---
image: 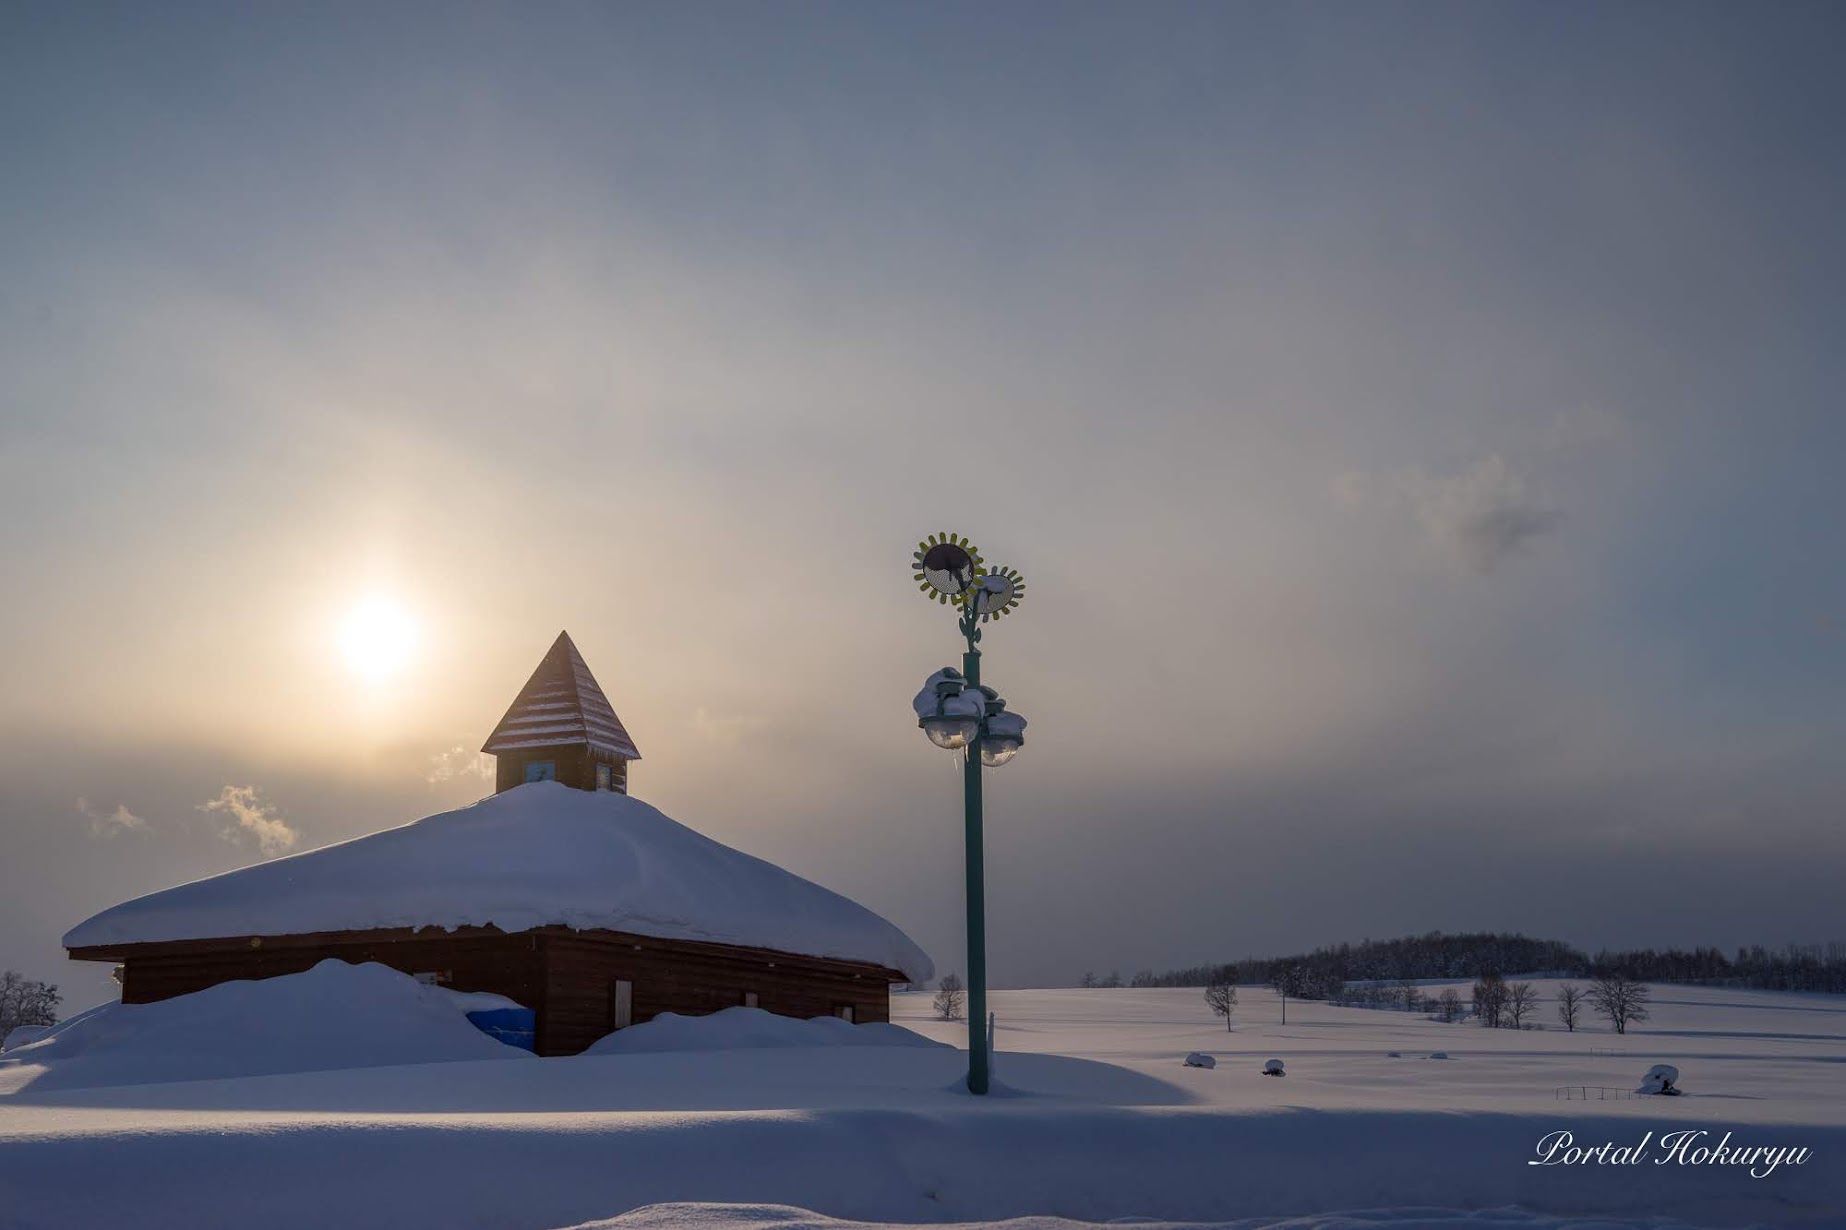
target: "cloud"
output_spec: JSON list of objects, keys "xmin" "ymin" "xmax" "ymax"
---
[
  {"xmin": 1329, "ymin": 470, "xmax": 1372, "ymax": 509},
  {"xmin": 75, "ymin": 797, "xmax": 146, "ymax": 836},
  {"xmin": 425, "ymin": 744, "xmax": 494, "ymax": 786},
  {"xmin": 1403, "ymin": 456, "xmax": 1560, "ymax": 572},
  {"xmin": 1542, "ymin": 405, "xmax": 1629, "ymax": 453},
  {"xmin": 199, "ymin": 784, "xmax": 298, "ymax": 856},
  {"xmin": 690, "ymin": 706, "xmax": 771, "ymax": 747},
  {"xmin": 1343, "ymin": 455, "xmax": 1560, "ymax": 573}
]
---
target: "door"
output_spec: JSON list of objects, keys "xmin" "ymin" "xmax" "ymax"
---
[{"xmin": 611, "ymin": 979, "xmax": 634, "ymax": 1030}]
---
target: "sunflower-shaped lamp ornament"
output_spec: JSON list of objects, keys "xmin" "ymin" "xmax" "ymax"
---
[
  {"xmin": 912, "ymin": 533, "xmax": 984, "ymax": 605},
  {"xmin": 972, "ymin": 566, "xmax": 1025, "ymax": 621}
]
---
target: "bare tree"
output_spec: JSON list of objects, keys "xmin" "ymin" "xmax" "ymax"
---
[
  {"xmin": 1435, "ymin": 987, "xmax": 1465, "ymax": 1023},
  {"xmin": 1506, "ymin": 982, "xmax": 1539, "ymax": 1029},
  {"xmin": 1587, "ymin": 974, "xmax": 1651, "ymax": 1035},
  {"xmin": 1203, "ymin": 982, "xmax": 1238, "ymax": 1031},
  {"xmin": 1271, "ymin": 963, "xmax": 1306, "ymax": 1025},
  {"xmin": 933, "ymin": 973, "xmax": 965, "ymax": 1021},
  {"xmin": 0, "ymin": 971, "xmax": 61, "ymax": 1038},
  {"xmin": 1079, "ymin": 971, "xmax": 1097, "ymax": 989},
  {"xmin": 1472, "ymin": 972, "xmax": 1508, "ymax": 1027},
  {"xmin": 1555, "ymin": 983, "xmax": 1584, "ymax": 1032},
  {"xmin": 1099, "ymin": 970, "xmax": 1123, "ymax": 989}
]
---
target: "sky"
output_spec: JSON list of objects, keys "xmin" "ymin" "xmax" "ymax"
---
[{"xmin": 3, "ymin": 2, "xmax": 1843, "ymax": 1007}]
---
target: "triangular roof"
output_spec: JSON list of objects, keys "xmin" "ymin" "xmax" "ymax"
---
[
  {"xmin": 64, "ymin": 784, "xmax": 933, "ymax": 982},
  {"xmin": 481, "ymin": 631, "xmax": 640, "ymax": 760}
]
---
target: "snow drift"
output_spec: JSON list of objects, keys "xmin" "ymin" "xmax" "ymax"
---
[
  {"xmin": 564, "ymin": 1201, "xmax": 1733, "ymax": 1230},
  {"xmin": 0, "ymin": 960, "xmax": 531, "ymax": 1093},
  {"xmin": 584, "ymin": 1006, "xmax": 948, "ymax": 1055},
  {"xmin": 2, "ymin": 1024, "xmax": 52, "ymax": 1052},
  {"xmin": 63, "ymin": 781, "xmax": 932, "ymax": 982}
]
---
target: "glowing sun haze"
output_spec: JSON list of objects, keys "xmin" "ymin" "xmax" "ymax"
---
[
  {"xmin": 337, "ymin": 597, "xmax": 420, "ymax": 684},
  {"xmin": 2, "ymin": 4, "xmax": 1844, "ymax": 1008}
]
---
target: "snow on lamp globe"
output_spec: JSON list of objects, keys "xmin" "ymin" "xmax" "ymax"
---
[
  {"xmin": 915, "ymin": 667, "xmax": 983, "ymax": 750},
  {"xmin": 978, "ymin": 709, "xmax": 1027, "ymax": 767}
]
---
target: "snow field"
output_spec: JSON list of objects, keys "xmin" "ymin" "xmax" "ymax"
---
[{"xmin": 0, "ymin": 981, "xmax": 1839, "ymax": 1229}]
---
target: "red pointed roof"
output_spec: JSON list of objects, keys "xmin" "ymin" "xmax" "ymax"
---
[{"xmin": 481, "ymin": 631, "xmax": 641, "ymax": 760}]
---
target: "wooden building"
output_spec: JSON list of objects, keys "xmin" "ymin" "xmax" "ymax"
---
[{"xmin": 65, "ymin": 633, "xmax": 931, "ymax": 1056}]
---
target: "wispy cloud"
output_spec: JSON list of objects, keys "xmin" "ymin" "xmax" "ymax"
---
[
  {"xmin": 1339, "ymin": 455, "xmax": 1561, "ymax": 574},
  {"xmin": 1542, "ymin": 405, "xmax": 1629, "ymax": 453},
  {"xmin": 425, "ymin": 744, "xmax": 494, "ymax": 786},
  {"xmin": 75, "ymin": 797, "xmax": 146, "ymax": 836},
  {"xmin": 199, "ymin": 784, "xmax": 298, "ymax": 856},
  {"xmin": 1404, "ymin": 456, "xmax": 1560, "ymax": 572},
  {"xmin": 690, "ymin": 706, "xmax": 770, "ymax": 747}
]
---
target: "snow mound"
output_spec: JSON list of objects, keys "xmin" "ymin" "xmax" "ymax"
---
[
  {"xmin": 64, "ymin": 782, "xmax": 932, "ymax": 982},
  {"xmin": 584, "ymin": 1006, "xmax": 949, "ymax": 1055},
  {"xmin": 0, "ymin": 960, "xmax": 531, "ymax": 1094},
  {"xmin": 1, "ymin": 1025, "xmax": 52, "ymax": 1052},
  {"xmin": 1183, "ymin": 1052, "xmax": 1216, "ymax": 1069}
]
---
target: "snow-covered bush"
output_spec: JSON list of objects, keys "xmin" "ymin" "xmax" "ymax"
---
[{"xmin": 1638, "ymin": 1063, "xmax": 1681, "ymax": 1095}]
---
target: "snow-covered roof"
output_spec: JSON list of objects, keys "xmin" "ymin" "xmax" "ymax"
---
[
  {"xmin": 63, "ymin": 783, "xmax": 933, "ymax": 982},
  {"xmin": 482, "ymin": 631, "xmax": 640, "ymax": 759}
]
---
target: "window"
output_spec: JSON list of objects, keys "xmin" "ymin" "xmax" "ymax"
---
[
  {"xmin": 834, "ymin": 1004, "xmax": 855, "ymax": 1023},
  {"xmin": 524, "ymin": 761, "xmax": 556, "ymax": 783},
  {"xmin": 741, "ymin": 991, "xmax": 759, "ymax": 1009},
  {"xmin": 595, "ymin": 764, "xmax": 611, "ymax": 791}
]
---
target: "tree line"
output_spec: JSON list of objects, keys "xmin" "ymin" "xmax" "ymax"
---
[
  {"xmin": 1194, "ymin": 966, "xmax": 1651, "ymax": 1034},
  {"xmin": 1114, "ymin": 933, "xmax": 1846, "ymax": 996}
]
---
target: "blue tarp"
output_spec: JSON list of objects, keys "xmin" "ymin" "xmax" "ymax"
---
[{"xmin": 465, "ymin": 1007, "xmax": 537, "ymax": 1052}]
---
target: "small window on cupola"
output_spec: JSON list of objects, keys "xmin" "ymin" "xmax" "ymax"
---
[
  {"xmin": 524, "ymin": 761, "xmax": 556, "ymax": 783},
  {"xmin": 595, "ymin": 764, "xmax": 611, "ymax": 791}
]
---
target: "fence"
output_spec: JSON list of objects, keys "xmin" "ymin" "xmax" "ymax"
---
[{"xmin": 1555, "ymin": 1085, "xmax": 1637, "ymax": 1100}]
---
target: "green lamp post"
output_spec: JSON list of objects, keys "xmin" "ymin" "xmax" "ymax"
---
[{"xmin": 910, "ymin": 533, "xmax": 1028, "ymax": 1095}]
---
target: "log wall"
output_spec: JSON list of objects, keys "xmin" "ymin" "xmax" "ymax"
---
[
  {"xmin": 537, "ymin": 930, "xmax": 892, "ymax": 1055},
  {"xmin": 81, "ymin": 925, "xmax": 895, "ymax": 1057}
]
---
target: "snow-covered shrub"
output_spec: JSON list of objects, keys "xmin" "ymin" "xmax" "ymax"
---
[{"xmin": 1638, "ymin": 1063, "xmax": 1681, "ymax": 1095}]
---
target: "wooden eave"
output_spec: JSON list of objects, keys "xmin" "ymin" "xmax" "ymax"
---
[{"xmin": 67, "ymin": 923, "xmax": 907, "ymax": 983}]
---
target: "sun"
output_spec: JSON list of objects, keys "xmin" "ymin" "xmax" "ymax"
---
[{"xmin": 337, "ymin": 596, "xmax": 419, "ymax": 682}]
